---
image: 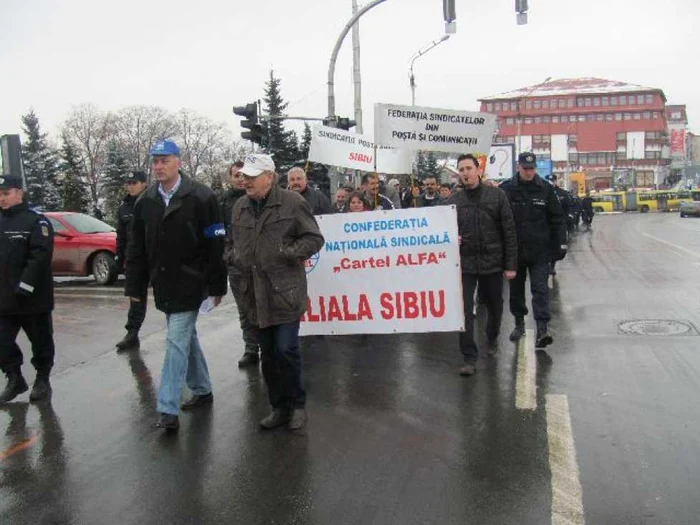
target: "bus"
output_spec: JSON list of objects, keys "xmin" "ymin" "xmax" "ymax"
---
[
  {"xmin": 633, "ymin": 190, "xmax": 693, "ymax": 212},
  {"xmin": 589, "ymin": 191, "xmax": 627, "ymax": 213}
]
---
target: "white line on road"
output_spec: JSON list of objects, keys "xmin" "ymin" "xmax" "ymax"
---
[
  {"xmin": 55, "ymin": 293, "xmax": 136, "ymax": 300},
  {"xmin": 642, "ymin": 232, "xmax": 700, "ymax": 260},
  {"xmin": 515, "ymin": 329, "xmax": 536, "ymax": 410},
  {"xmin": 546, "ymin": 394, "xmax": 585, "ymax": 525}
]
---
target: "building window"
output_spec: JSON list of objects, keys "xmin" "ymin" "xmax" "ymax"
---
[
  {"xmin": 495, "ymin": 102, "xmax": 501, "ymax": 111},
  {"xmin": 486, "ymin": 103, "xmax": 493, "ymax": 112},
  {"xmin": 525, "ymin": 100, "xmax": 532, "ymax": 110},
  {"xmin": 602, "ymin": 96, "xmax": 609, "ymax": 106},
  {"xmin": 577, "ymin": 98, "xmax": 584, "ymax": 107},
  {"xmin": 616, "ymin": 132, "xmax": 626, "ymax": 140},
  {"xmin": 605, "ymin": 113, "xmax": 613, "ymax": 121},
  {"xmin": 633, "ymin": 113, "xmax": 641, "ymax": 120},
  {"xmin": 619, "ymin": 95, "xmax": 627, "ymax": 105},
  {"xmin": 524, "ymin": 117, "xmax": 533, "ymax": 124},
  {"xmin": 615, "ymin": 113, "xmax": 622, "ymax": 121},
  {"xmin": 593, "ymin": 97, "xmax": 601, "ymax": 107},
  {"xmin": 511, "ymin": 102, "xmax": 518, "ymax": 111},
  {"xmin": 568, "ymin": 134, "xmax": 578, "ymax": 145},
  {"xmin": 642, "ymin": 111, "xmax": 651, "ymax": 120},
  {"xmin": 616, "ymin": 151, "xmax": 626, "ymax": 160},
  {"xmin": 652, "ymin": 111, "xmax": 659, "ymax": 119},
  {"xmin": 578, "ymin": 115, "xmax": 586, "ymax": 122},
  {"xmin": 506, "ymin": 117, "xmax": 514, "ymax": 125},
  {"xmin": 542, "ymin": 100, "xmax": 549, "ymax": 109},
  {"xmin": 557, "ymin": 99, "xmax": 565, "ymax": 109},
  {"xmin": 533, "ymin": 100, "xmax": 541, "ymax": 109},
  {"xmin": 645, "ymin": 151, "xmax": 662, "ymax": 159},
  {"xmin": 584, "ymin": 98, "xmax": 592, "ymax": 107},
  {"xmin": 552, "ymin": 115, "xmax": 560, "ymax": 123},
  {"xmin": 611, "ymin": 96, "xmax": 618, "ymax": 106},
  {"xmin": 567, "ymin": 99, "xmax": 574, "ymax": 108},
  {"xmin": 646, "ymin": 131, "xmax": 662, "ymax": 140},
  {"xmin": 637, "ymin": 95, "xmax": 645, "ymax": 105},
  {"xmin": 596, "ymin": 114, "xmax": 604, "ymax": 121},
  {"xmin": 623, "ymin": 113, "xmax": 632, "ymax": 120},
  {"xmin": 543, "ymin": 116, "xmax": 551, "ymax": 123},
  {"xmin": 645, "ymin": 94, "xmax": 654, "ymax": 104},
  {"xmin": 569, "ymin": 153, "xmax": 578, "ymax": 163},
  {"xmin": 534, "ymin": 117, "xmax": 542, "ymax": 124},
  {"xmin": 628, "ymin": 96, "xmax": 636, "ymax": 105},
  {"xmin": 569, "ymin": 115, "xmax": 577, "ymax": 122}
]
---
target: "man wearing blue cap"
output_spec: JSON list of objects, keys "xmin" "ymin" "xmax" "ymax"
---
[
  {"xmin": 125, "ymin": 140, "xmax": 227, "ymax": 431},
  {"xmin": 0, "ymin": 175, "xmax": 56, "ymax": 403}
]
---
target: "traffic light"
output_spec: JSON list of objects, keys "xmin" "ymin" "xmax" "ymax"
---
[{"xmin": 233, "ymin": 102, "xmax": 266, "ymax": 146}]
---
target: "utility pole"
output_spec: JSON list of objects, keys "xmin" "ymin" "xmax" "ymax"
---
[
  {"xmin": 409, "ymin": 35, "xmax": 450, "ymax": 106},
  {"xmin": 351, "ymin": 0, "xmax": 363, "ymax": 134}
]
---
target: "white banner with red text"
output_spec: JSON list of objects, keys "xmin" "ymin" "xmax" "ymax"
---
[
  {"xmin": 307, "ymin": 125, "xmax": 413, "ymax": 174},
  {"xmin": 299, "ymin": 206, "xmax": 464, "ymax": 336}
]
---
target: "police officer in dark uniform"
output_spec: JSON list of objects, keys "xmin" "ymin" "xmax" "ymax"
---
[
  {"xmin": 501, "ymin": 153, "xmax": 567, "ymax": 349},
  {"xmin": 0, "ymin": 175, "xmax": 55, "ymax": 403},
  {"xmin": 546, "ymin": 174, "xmax": 572, "ymax": 276},
  {"xmin": 115, "ymin": 171, "xmax": 149, "ymax": 351}
]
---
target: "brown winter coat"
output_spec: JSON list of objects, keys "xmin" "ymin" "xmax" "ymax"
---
[{"xmin": 228, "ymin": 185, "xmax": 324, "ymax": 329}]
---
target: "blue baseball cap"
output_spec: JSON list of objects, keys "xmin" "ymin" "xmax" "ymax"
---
[{"xmin": 149, "ymin": 140, "xmax": 181, "ymax": 157}]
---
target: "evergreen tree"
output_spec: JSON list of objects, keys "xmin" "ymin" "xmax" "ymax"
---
[
  {"xmin": 425, "ymin": 151, "xmax": 440, "ymax": 179},
  {"xmin": 263, "ymin": 70, "xmax": 301, "ymax": 173},
  {"xmin": 415, "ymin": 151, "xmax": 427, "ymax": 179},
  {"xmin": 21, "ymin": 109, "xmax": 62, "ymax": 210},
  {"xmin": 300, "ymin": 122, "xmax": 312, "ymax": 160},
  {"xmin": 101, "ymin": 141, "xmax": 130, "ymax": 224},
  {"xmin": 59, "ymin": 133, "xmax": 90, "ymax": 213}
]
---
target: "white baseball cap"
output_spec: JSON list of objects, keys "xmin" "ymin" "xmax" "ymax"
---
[{"xmin": 240, "ymin": 154, "xmax": 276, "ymax": 177}]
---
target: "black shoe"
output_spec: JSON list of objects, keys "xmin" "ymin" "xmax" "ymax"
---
[
  {"xmin": 155, "ymin": 413, "xmax": 179, "ymax": 430},
  {"xmin": 536, "ymin": 322, "xmax": 553, "ymax": 348},
  {"xmin": 486, "ymin": 339, "xmax": 499, "ymax": 356},
  {"xmin": 509, "ymin": 320, "xmax": 525, "ymax": 342},
  {"xmin": 238, "ymin": 352, "xmax": 260, "ymax": 368},
  {"xmin": 288, "ymin": 408, "xmax": 307, "ymax": 430},
  {"xmin": 0, "ymin": 368, "xmax": 29, "ymax": 403},
  {"xmin": 29, "ymin": 373, "xmax": 51, "ymax": 402},
  {"xmin": 116, "ymin": 330, "xmax": 140, "ymax": 351},
  {"xmin": 260, "ymin": 408, "xmax": 290, "ymax": 430},
  {"xmin": 180, "ymin": 392, "xmax": 213, "ymax": 410}
]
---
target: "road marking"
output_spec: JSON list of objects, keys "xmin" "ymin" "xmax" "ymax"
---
[
  {"xmin": 642, "ymin": 232, "xmax": 700, "ymax": 260},
  {"xmin": 55, "ymin": 294, "xmax": 132, "ymax": 300},
  {"xmin": 54, "ymin": 287, "xmax": 123, "ymax": 293},
  {"xmin": 546, "ymin": 394, "xmax": 585, "ymax": 525},
  {"xmin": 0, "ymin": 436, "xmax": 37, "ymax": 461},
  {"xmin": 515, "ymin": 329, "xmax": 536, "ymax": 410}
]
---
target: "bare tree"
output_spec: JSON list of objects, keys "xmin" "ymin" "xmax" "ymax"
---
[
  {"xmin": 114, "ymin": 105, "xmax": 178, "ymax": 172},
  {"xmin": 62, "ymin": 104, "xmax": 115, "ymax": 217},
  {"xmin": 175, "ymin": 109, "xmax": 229, "ymax": 181}
]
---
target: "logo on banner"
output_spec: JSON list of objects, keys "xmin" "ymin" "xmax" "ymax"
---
[{"xmin": 305, "ymin": 253, "xmax": 320, "ymax": 274}]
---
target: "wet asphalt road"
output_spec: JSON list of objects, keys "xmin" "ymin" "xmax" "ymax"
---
[{"xmin": 2, "ymin": 212, "xmax": 700, "ymax": 525}]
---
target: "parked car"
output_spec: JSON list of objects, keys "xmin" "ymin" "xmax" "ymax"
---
[
  {"xmin": 679, "ymin": 201, "xmax": 700, "ymax": 218},
  {"xmin": 45, "ymin": 212, "xmax": 119, "ymax": 285}
]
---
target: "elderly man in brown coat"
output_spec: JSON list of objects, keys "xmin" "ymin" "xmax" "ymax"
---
[{"xmin": 228, "ymin": 154, "xmax": 324, "ymax": 431}]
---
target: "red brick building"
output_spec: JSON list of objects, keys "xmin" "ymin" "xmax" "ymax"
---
[{"xmin": 479, "ymin": 78, "xmax": 671, "ymax": 189}]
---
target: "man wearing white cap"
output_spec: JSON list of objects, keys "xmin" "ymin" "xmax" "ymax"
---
[{"xmin": 228, "ymin": 154, "xmax": 324, "ymax": 431}]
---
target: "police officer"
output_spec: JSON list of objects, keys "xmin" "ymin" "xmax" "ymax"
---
[
  {"xmin": 501, "ymin": 153, "xmax": 567, "ymax": 349},
  {"xmin": 546, "ymin": 174, "xmax": 572, "ymax": 276},
  {"xmin": 0, "ymin": 175, "xmax": 55, "ymax": 403},
  {"xmin": 115, "ymin": 170, "xmax": 148, "ymax": 351}
]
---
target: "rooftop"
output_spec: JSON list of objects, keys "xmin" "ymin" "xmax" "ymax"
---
[{"xmin": 480, "ymin": 77, "xmax": 666, "ymax": 101}]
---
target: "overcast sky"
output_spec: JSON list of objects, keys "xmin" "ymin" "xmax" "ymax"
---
[{"xmin": 1, "ymin": 0, "xmax": 697, "ymax": 144}]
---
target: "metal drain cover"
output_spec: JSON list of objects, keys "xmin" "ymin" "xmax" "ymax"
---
[{"xmin": 617, "ymin": 319, "xmax": 698, "ymax": 336}]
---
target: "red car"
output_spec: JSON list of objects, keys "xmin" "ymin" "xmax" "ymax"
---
[{"xmin": 45, "ymin": 212, "xmax": 119, "ymax": 285}]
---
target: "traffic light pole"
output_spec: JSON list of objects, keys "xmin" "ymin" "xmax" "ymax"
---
[{"xmin": 327, "ymin": 0, "xmax": 388, "ymax": 121}]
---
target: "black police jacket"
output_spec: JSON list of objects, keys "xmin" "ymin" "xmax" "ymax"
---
[
  {"xmin": 0, "ymin": 202, "xmax": 54, "ymax": 314},
  {"xmin": 500, "ymin": 175, "xmax": 567, "ymax": 264},
  {"xmin": 125, "ymin": 174, "xmax": 228, "ymax": 314},
  {"xmin": 300, "ymin": 186, "xmax": 333, "ymax": 216},
  {"xmin": 449, "ymin": 183, "xmax": 518, "ymax": 275},
  {"xmin": 116, "ymin": 193, "xmax": 138, "ymax": 272}
]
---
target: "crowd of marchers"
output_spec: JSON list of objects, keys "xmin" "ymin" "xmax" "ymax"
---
[{"xmin": 0, "ymin": 140, "xmax": 597, "ymax": 434}]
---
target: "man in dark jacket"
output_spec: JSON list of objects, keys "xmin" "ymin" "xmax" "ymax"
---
[
  {"xmin": 230, "ymin": 154, "xmax": 324, "ymax": 431},
  {"xmin": 0, "ymin": 175, "xmax": 55, "ymax": 403},
  {"xmin": 115, "ymin": 170, "xmax": 148, "ymax": 351},
  {"xmin": 449, "ymin": 155, "xmax": 517, "ymax": 376},
  {"xmin": 547, "ymin": 174, "xmax": 572, "ymax": 276},
  {"xmin": 222, "ymin": 161, "xmax": 260, "ymax": 367},
  {"xmin": 500, "ymin": 153, "xmax": 567, "ymax": 349},
  {"xmin": 287, "ymin": 167, "xmax": 333, "ymax": 215},
  {"xmin": 416, "ymin": 176, "xmax": 442, "ymax": 207},
  {"xmin": 126, "ymin": 140, "xmax": 227, "ymax": 431},
  {"xmin": 332, "ymin": 186, "xmax": 350, "ymax": 213},
  {"xmin": 363, "ymin": 172, "xmax": 394, "ymax": 210}
]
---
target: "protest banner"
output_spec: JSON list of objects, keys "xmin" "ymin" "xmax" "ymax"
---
[
  {"xmin": 300, "ymin": 206, "xmax": 464, "ymax": 336},
  {"xmin": 374, "ymin": 103, "xmax": 496, "ymax": 155},
  {"xmin": 307, "ymin": 125, "xmax": 412, "ymax": 174}
]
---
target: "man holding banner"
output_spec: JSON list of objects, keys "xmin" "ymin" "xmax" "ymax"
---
[
  {"xmin": 231, "ymin": 154, "xmax": 324, "ymax": 431},
  {"xmin": 450, "ymin": 154, "xmax": 517, "ymax": 376}
]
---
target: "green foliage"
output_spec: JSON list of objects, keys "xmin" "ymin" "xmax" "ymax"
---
[
  {"xmin": 59, "ymin": 133, "xmax": 90, "ymax": 213},
  {"xmin": 263, "ymin": 70, "xmax": 301, "ymax": 173}
]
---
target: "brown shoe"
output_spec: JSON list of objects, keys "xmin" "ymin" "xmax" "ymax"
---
[{"xmin": 459, "ymin": 364, "xmax": 476, "ymax": 376}]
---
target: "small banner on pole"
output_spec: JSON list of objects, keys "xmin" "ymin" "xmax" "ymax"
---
[
  {"xmin": 300, "ymin": 206, "xmax": 464, "ymax": 336},
  {"xmin": 308, "ymin": 125, "xmax": 412, "ymax": 174},
  {"xmin": 374, "ymin": 103, "xmax": 496, "ymax": 154}
]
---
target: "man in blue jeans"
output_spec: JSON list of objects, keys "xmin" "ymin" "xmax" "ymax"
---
[
  {"xmin": 229, "ymin": 154, "xmax": 324, "ymax": 431},
  {"xmin": 126, "ymin": 140, "xmax": 227, "ymax": 431}
]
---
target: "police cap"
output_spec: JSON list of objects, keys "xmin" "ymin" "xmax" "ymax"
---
[
  {"xmin": 517, "ymin": 152, "xmax": 537, "ymax": 169},
  {"xmin": 0, "ymin": 175, "xmax": 23, "ymax": 189}
]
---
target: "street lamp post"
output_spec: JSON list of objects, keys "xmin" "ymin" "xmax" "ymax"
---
[
  {"xmin": 409, "ymin": 35, "xmax": 450, "ymax": 106},
  {"xmin": 516, "ymin": 76, "xmax": 551, "ymax": 155}
]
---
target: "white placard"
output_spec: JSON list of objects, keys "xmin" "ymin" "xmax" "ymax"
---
[
  {"xmin": 374, "ymin": 103, "xmax": 496, "ymax": 154},
  {"xmin": 486, "ymin": 144, "xmax": 515, "ymax": 179},
  {"xmin": 300, "ymin": 207, "xmax": 464, "ymax": 336},
  {"xmin": 307, "ymin": 125, "xmax": 412, "ymax": 174}
]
